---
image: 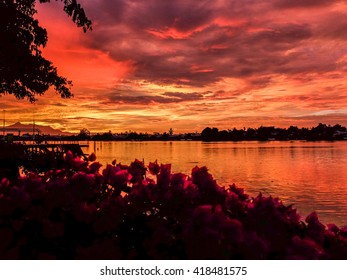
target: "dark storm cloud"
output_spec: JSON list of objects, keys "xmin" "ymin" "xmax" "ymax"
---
[
  {"xmin": 77, "ymin": 0, "xmax": 347, "ymax": 90},
  {"xmin": 163, "ymin": 92, "xmax": 206, "ymax": 101},
  {"xmin": 275, "ymin": 0, "xmax": 336, "ymax": 9},
  {"xmin": 102, "ymin": 89, "xmax": 206, "ymax": 105}
]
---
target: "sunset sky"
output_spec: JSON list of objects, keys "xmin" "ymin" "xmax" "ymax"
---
[{"xmin": 1, "ymin": 0, "xmax": 347, "ymax": 133}]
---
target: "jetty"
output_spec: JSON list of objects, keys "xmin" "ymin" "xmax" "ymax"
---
[
  {"xmin": 23, "ymin": 143, "xmax": 89, "ymax": 160},
  {"xmin": 0, "ymin": 141, "xmax": 89, "ymax": 180}
]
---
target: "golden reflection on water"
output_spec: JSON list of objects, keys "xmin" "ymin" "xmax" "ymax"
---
[{"xmin": 81, "ymin": 141, "xmax": 347, "ymax": 226}]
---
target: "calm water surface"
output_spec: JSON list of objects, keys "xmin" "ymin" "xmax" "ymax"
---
[{"xmin": 80, "ymin": 141, "xmax": 347, "ymax": 226}]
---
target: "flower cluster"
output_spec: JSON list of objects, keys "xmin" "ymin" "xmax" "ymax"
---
[{"xmin": 0, "ymin": 152, "xmax": 346, "ymax": 259}]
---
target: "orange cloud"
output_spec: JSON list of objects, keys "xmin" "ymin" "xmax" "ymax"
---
[{"xmin": 2, "ymin": 0, "xmax": 346, "ymax": 133}]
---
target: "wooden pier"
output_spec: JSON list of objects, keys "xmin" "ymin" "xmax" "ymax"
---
[
  {"xmin": 23, "ymin": 143, "xmax": 89, "ymax": 160},
  {"xmin": 0, "ymin": 142, "xmax": 89, "ymax": 179}
]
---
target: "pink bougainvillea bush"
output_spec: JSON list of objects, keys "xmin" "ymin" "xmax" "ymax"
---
[{"xmin": 0, "ymin": 152, "xmax": 347, "ymax": 260}]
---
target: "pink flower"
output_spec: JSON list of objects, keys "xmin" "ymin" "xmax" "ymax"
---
[
  {"xmin": 148, "ymin": 160, "xmax": 160, "ymax": 175},
  {"xmin": 0, "ymin": 178, "xmax": 10, "ymax": 189},
  {"xmin": 129, "ymin": 159, "xmax": 147, "ymax": 184},
  {"xmin": 103, "ymin": 164, "xmax": 118, "ymax": 181},
  {"xmin": 288, "ymin": 236, "xmax": 324, "ymax": 259},
  {"xmin": 88, "ymin": 153, "xmax": 97, "ymax": 162},
  {"xmin": 157, "ymin": 164, "xmax": 171, "ymax": 188},
  {"xmin": 327, "ymin": 224, "xmax": 340, "ymax": 234},
  {"xmin": 229, "ymin": 184, "xmax": 249, "ymax": 201},
  {"xmin": 191, "ymin": 166, "xmax": 217, "ymax": 191},
  {"xmin": 89, "ymin": 162, "xmax": 102, "ymax": 173},
  {"xmin": 109, "ymin": 170, "xmax": 131, "ymax": 194},
  {"xmin": 71, "ymin": 156, "xmax": 88, "ymax": 170},
  {"xmin": 305, "ymin": 212, "xmax": 325, "ymax": 231},
  {"xmin": 64, "ymin": 150, "xmax": 74, "ymax": 162}
]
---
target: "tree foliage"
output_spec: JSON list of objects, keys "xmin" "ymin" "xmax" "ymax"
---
[{"xmin": 0, "ymin": 0, "xmax": 92, "ymax": 102}]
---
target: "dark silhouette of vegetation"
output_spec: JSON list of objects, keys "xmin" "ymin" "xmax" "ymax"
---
[
  {"xmin": 0, "ymin": 154, "xmax": 347, "ymax": 259},
  {"xmin": 59, "ymin": 130, "xmax": 200, "ymax": 141},
  {"xmin": 0, "ymin": 142, "xmax": 25, "ymax": 181},
  {"xmin": 77, "ymin": 128, "xmax": 91, "ymax": 140},
  {"xmin": 201, "ymin": 123, "xmax": 347, "ymax": 142},
  {"xmin": 0, "ymin": 0, "xmax": 91, "ymax": 102},
  {"xmin": 5, "ymin": 123, "xmax": 347, "ymax": 142},
  {"xmin": 64, "ymin": 123, "xmax": 347, "ymax": 141},
  {"xmin": 92, "ymin": 131, "xmax": 114, "ymax": 141}
]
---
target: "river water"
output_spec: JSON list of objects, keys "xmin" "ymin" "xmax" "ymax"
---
[{"xmin": 79, "ymin": 141, "xmax": 347, "ymax": 226}]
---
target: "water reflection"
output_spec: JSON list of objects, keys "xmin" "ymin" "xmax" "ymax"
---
[{"xmin": 81, "ymin": 141, "xmax": 347, "ymax": 226}]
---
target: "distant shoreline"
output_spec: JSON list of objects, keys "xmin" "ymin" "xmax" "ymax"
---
[
  {"xmin": 14, "ymin": 138, "xmax": 347, "ymax": 144},
  {"xmin": 3, "ymin": 123, "xmax": 347, "ymax": 142}
]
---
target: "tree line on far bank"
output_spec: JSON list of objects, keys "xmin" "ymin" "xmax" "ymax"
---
[
  {"xmin": 200, "ymin": 123, "xmax": 347, "ymax": 142},
  {"xmin": 36, "ymin": 123, "xmax": 346, "ymax": 142}
]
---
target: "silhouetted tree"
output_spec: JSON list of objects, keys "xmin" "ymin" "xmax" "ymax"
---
[
  {"xmin": 257, "ymin": 126, "xmax": 275, "ymax": 141},
  {"xmin": 161, "ymin": 132, "xmax": 169, "ymax": 140},
  {"xmin": 245, "ymin": 128, "xmax": 256, "ymax": 140},
  {"xmin": 333, "ymin": 124, "xmax": 346, "ymax": 131},
  {"xmin": 0, "ymin": 0, "xmax": 92, "ymax": 102},
  {"xmin": 201, "ymin": 127, "xmax": 219, "ymax": 141},
  {"xmin": 219, "ymin": 129, "xmax": 229, "ymax": 141},
  {"xmin": 288, "ymin": 126, "xmax": 299, "ymax": 139},
  {"xmin": 78, "ymin": 127, "xmax": 90, "ymax": 139}
]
